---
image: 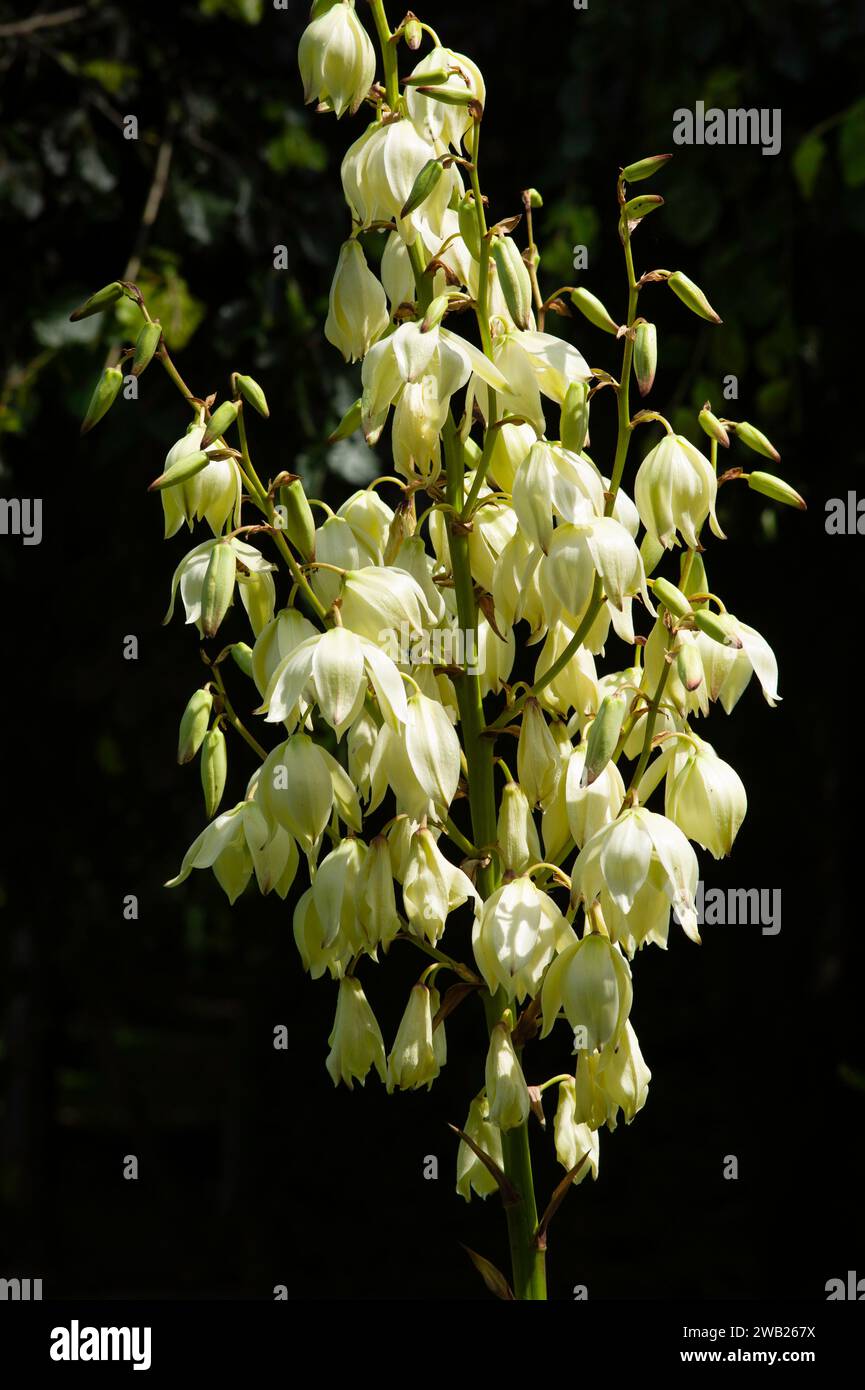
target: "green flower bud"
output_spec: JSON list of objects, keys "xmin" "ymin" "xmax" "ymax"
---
[
  {"xmin": 69, "ymin": 281, "xmax": 124, "ymax": 322},
  {"xmin": 80, "ymin": 366, "xmax": 123, "ymax": 436},
  {"xmin": 200, "ymin": 727, "xmax": 227, "ymax": 819},
  {"xmin": 235, "ymin": 374, "xmax": 270, "ymax": 419},
  {"xmin": 400, "ymin": 156, "xmax": 445, "ymax": 218},
  {"xmin": 458, "ymin": 193, "xmax": 482, "ymax": 262},
  {"xmin": 178, "ymin": 688, "xmax": 213, "ymax": 765},
  {"xmin": 230, "ymin": 642, "xmax": 254, "ymax": 679},
  {"xmin": 676, "ymin": 638, "xmax": 704, "ymax": 693},
  {"xmin": 200, "ymin": 540, "xmax": 237, "ymax": 639},
  {"xmin": 561, "ymin": 381, "xmax": 590, "ymax": 453},
  {"xmin": 131, "ymin": 321, "xmax": 163, "ymax": 377},
  {"xmin": 698, "ymin": 403, "xmax": 730, "ymax": 448},
  {"xmin": 582, "ymin": 691, "xmax": 628, "ymax": 787},
  {"xmin": 491, "ymin": 236, "xmax": 533, "ymax": 331},
  {"xmin": 694, "ymin": 609, "xmax": 743, "ymax": 649},
  {"xmin": 680, "ymin": 550, "xmax": 708, "ymax": 605},
  {"xmin": 524, "ymin": 188, "xmax": 544, "ymax": 208},
  {"xmin": 404, "ymin": 16, "xmax": 423, "ymax": 50},
  {"xmin": 416, "ymin": 84, "xmax": 479, "ymax": 108},
  {"xmin": 278, "ymin": 478, "xmax": 316, "ymax": 560},
  {"xmin": 421, "ymin": 293, "xmax": 451, "ymax": 333},
  {"xmin": 570, "ymin": 287, "xmax": 619, "ymax": 334},
  {"xmin": 651, "ymin": 576, "xmax": 692, "ymax": 620},
  {"xmin": 202, "ymin": 401, "xmax": 239, "ymax": 449},
  {"xmin": 633, "ymin": 321, "xmax": 657, "ymax": 396},
  {"xmin": 733, "ymin": 421, "xmax": 781, "ymax": 463},
  {"xmin": 621, "ymin": 154, "xmax": 672, "ymax": 183},
  {"xmin": 328, "ymin": 396, "xmax": 362, "ymax": 444},
  {"xmin": 667, "ymin": 271, "xmax": 722, "ymax": 324},
  {"xmin": 622, "ymin": 194, "xmax": 664, "ymax": 223},
  {"xmin": 148, "ymin": 449, "xmax": 211, "ymax": 492},
  {"xmin": 747, "ymin": 471, "xmax": 805, "ymax": 509}
]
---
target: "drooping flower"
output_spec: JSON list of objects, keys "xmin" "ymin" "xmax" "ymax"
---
[{"xmin": 298, "ymin": 0, "xmax": 376, "ymax": 119}]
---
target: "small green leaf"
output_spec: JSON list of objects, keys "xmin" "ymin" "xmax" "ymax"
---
[{"xmin": 792, "ymin": 134, "xmax": 825, "ymax": 200}]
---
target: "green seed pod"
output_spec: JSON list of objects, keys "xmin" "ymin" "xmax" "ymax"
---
[
  {"xmin": 652, "ymin": 576, "xmax": 692, "ymax": 621},
  {"xmin": 402, "ymin": 68, "xmax": 450, "ymax": 87},
  {"xmin": 622, "ymin": 194, "xmax": 664, "ymax": 223},
  {"xmin": 582, "ymin": 691, "xmax": 628, "ymax": 786},
  {"xmin": 733, "ymin": 421, "xmax": 781, "ymax": 463},
  {"xmin": 747, "ymin": 471, "xmax": 805, "ymax": 509},
  {"xmin": 69, "ymin": 281, "xmax": 124, "ymax": 322},
  {"xmin": 200, "ymin": 727, "xmax": 227, "ymax": 820},
  {"xmin": 422, "ymin": 293, "xmax": 451, "ymax": 333},
  {"xmin": 404, "ymin": 16, "xmax": 423, "ymax": 49},
  {"xmin": 667, "ymin": 271, "xmax": 722, "ymax": 324},
  {"xmin": 80, "ymin": 366, "xmax": 123, "ymax": 436},
  {"xmin": 178, "ymin": 688, "xmax": 214, "ymax": 765},
  {"xmin": 328, "ymin": 397, "xmax": 362, "ymax": 444},
  {"xmin": 491, "ymin": 236, "xmax": 533, "ymax": 330},
  {"xmin": 401, "ymin": 157, "xmax": 444, "ymax": 218},
  {"xmin": 561, "ymin": 380, "xmax": 590, "ymax": 454},
  {"xmin": 131, "ymin": 321, "xmax": 163, "ymax": 377},
  {"xmin": 676, "ymin": 639, "xmax": 704, "ymax": 692},
  {"xmin": 698, "ymin": 403, "xmax": 730, "ymax": 448},
  {"xmin": 621, "ymin": 154, "xmax": 672, "ymax": 184},
  {"xmin": 694, "ymin": 609, "xmax": 742, "ymax": 649},
  {"xmin": 633, "ymin": 322, "xmax": 657, "ymax": 396},
  {"xmin": 458, "ymin": 193, "xmax": 482, "ymax": 262},
  {"xmin": 235, "ymin": 374, "xmax": 269, "ymax": 418},
  {"xmin": 570, "ymin": 287, "xmax": 619, "ymax": 334},
  {"xmin": 278, "ymin": 478, "xmax": 316, "ymax": 560},
  {"xmin": 202, "ymin": 401, "xmax": 239, "ymax": 449},
  {"xmin": 230, "ymin": 642, "xmax": 254, "ymax": 679},
  {"xmin": 148, "ymin": 450, "xmax": 211, "ymax": 492},
  {"xmin": 201, "ymin": 541, "xmax": 237, "ymax": 639}
]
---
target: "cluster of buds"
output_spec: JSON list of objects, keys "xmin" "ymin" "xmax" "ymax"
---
[{"xmin": 74, "ymin": 0, "xmax": 801, "ymax": 1300}]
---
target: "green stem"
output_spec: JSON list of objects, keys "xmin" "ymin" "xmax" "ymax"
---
[{"xmin": 368, "ymin": 0, "xmax": 399, "ymax": 110}]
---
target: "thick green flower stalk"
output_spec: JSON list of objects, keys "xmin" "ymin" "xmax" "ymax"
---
[{"xmin": 73, "ymin": 0, "xmax": 803, "ymax": 1302}]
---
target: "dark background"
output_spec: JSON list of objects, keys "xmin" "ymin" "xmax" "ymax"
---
[{"xmin": 1, "ymin": 0, "xmax": 863, "ymax": 1301}]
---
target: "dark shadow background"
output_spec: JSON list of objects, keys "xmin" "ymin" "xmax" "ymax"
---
[{"xmin": 1, "ymin": 0, "xmax": 863, "ymax": 1300}]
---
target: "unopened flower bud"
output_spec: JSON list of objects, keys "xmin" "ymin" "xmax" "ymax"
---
[
  {"xmin": 328, "ymin": 396, "xmax": 362, "ymax": 444},
  {"xmin": 694, "ymin": 608, "xmax": 742, "ymax": 648},
  {"xmin": 621, "ymin": 153, "xmax": 672, "ymax": 183},
  {"xmin": 570, "ymin": 287, "xmax": 619, "ymax": 334},
  {"xmin": 400, "ymin": 156, "xmax": 445, "ymax": 217},
  {"xmin": 633, "ymin": 321, "xmax": 657, "ymax": 396},
  {"xmin": 458, "ymin": 192, "xmax": 483, "ymax": 261},
  {"xmin": 561, "ymin": 380, "xmax": 590, "ymax": 454},
  {"xmin": 497, "ymin": 782, "xmax": 542, "ymax": 875},
  {"xmin": 622, "ymin": 193, "xmax": 664, "ymax": 224},
  {"xmin": 404, "ymin": 16, "xmax": 423, "ymax": 49},
  {"xmin": 80, "ymin": 366, "xmax": 123, "ymax": 435},
  {"xmin": 651, "ymin": 576, "xmax": 692, "ymax": 620},
  {"xmin": 581, "ymin": 691, "xmax": 628, "ymax": 786},
  {"xmin": 200, "ymin": 539, "xmax": 237, "ymax": 638},
  {"xmin": 177, "ymin": 687, "xmax": 213, "ymax": 764},
  {"xmin": 524, "ymin": 187, "xmax": 544, "ymax": 208},
  {"xmin": 202, "ymin": 400, "xmax": 239, "ymax": 449},
  {"xmin": 517, "ymin": 698, "xmax": 561, "ymax": 808},
  {"xmin": 676, "ymin": 637, "xmax": 704, "ymax": 692},
  {"xmin": 747, "ymin": 471, "xmax": 805, "ymax": 510},
  {"xmin": 278, "ymin": 478, "xmax": 316, "ymax": 560},
  {"xmin": 69, "ymin": 280, "xmax": 124, "ymax": 321},
  {"xmin": 231, "ymin": 642, "xmax": 254, "ymax": 679},
  {"xmin": 485, "ymin": 1021, "xmax": 530, "ymax": 1131},
  {"xmin": 131, "ymin": 321, "xmax": 163, "ymax": 377},
  {"xmin": 733, "ymin": 421, "xmax": 781, "ymax": 463},
  {"xmin": 491, "ymin": 236, "xmax": 533, "ymax": 331},
  {"xmin": 698, "ymin": 403, "xmax": 730, "ymax": 448},
  {"xmin": 235, "ymin": 373, "xmax": 269, "ymax": 418},
  {"xmin": 667, "ymin": 270, "xmax": 722, "ymax": 324},
  {"xmin": 200, "ymin": 726, "xmax": 227, "ymax": 818}
]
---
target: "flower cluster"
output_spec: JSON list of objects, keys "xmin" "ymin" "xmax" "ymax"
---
[{"xmin": 74, "ymin": 0, "xmax": 802, "ymax": 1300}]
